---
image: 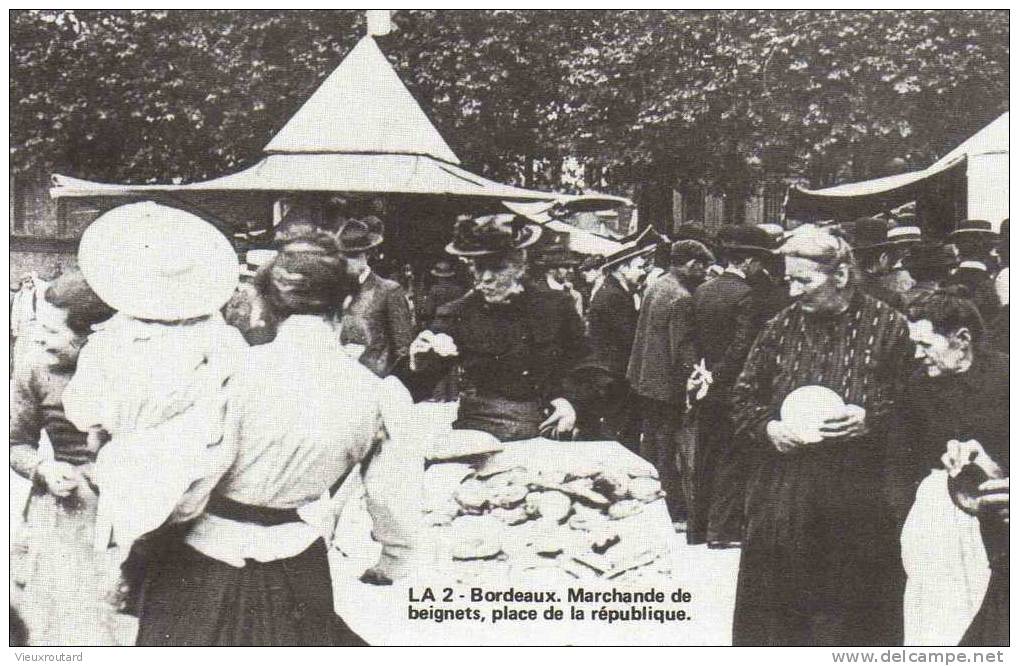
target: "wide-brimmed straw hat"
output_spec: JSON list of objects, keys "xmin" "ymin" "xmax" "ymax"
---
[
  {"xmin": 445, "ymin": 214, "xmax": 542, "ymax": 257},
  {"xmin": 78, "ymin": 201, "xmax": 239, "ymax": 321}
]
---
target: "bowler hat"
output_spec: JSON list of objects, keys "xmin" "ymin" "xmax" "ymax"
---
[
  {"xmin": 846, "ymin": 217, "xmax": 893, "ymax": 251},
  {"xmin": 336, "ymin": 216, "xmax": 385, "ymax": 254},
  {"xmin": 903, "ymin": 242, "xmax": 958, "ymax": 273},
  {"xmin": 717, "ymin": 225, "xmax": 777, "ymax": 255},
  {"xmin": 446, "ymin": 214, "xmax": 542, "ymax": 257},
  {"xmin": 670, "ymin": 239, "xmax": 715, "ymax": 266}
]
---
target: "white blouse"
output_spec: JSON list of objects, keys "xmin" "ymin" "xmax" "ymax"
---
[{"xmin": 184, "ymin": 315, "xmax": 424, "ymax": 576}]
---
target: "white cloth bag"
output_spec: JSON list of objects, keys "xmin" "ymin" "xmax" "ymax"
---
[{"xmin": 901, "ymin": 469, "xmax": 990, "ymax": 646}]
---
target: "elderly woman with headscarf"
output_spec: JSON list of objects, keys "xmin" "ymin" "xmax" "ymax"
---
[
  {"xmin": 134, "ymin": 227, "xmax": 422, "ymax": 646},
  {"xmin": 10, "ymin": 270, "xmax": 118, "ymax": 645},
  {"xmin": 729, "ymin": 225, "xmax": 914, "ymax": 646}
]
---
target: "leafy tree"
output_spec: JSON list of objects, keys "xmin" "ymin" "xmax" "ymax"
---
[{"xmin": 10, "ymin": 9, "xmax": 1009, "ymax": 213}]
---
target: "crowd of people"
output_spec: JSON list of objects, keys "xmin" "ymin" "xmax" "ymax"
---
[{"xmin": 8, "ymin": 199, "xmax": 1009, "ymax": 647}]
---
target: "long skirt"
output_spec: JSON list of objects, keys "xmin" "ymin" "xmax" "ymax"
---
[
  {"xmin": 959, "ymin": 560, "xmax": 1009, "ymax": 647},
  {"xmin": 732, "ymin": 441, "xmax": 905, "ymax": 646},
  {"xmin": 10, "ymin": 480, "xmax": 127, "ymax": 645},
  {"xmin": 136, "ymin": 536, "xmax": 366, "ymax": 646}
]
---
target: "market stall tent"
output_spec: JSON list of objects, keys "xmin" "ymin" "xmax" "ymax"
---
[
  {"xmin": 785, "ymin": 112, "xmax": 1008, "ymax": 233},
  {"xmin": 49, "ymin": 36, "xmax": 628, "ymax": 251}
]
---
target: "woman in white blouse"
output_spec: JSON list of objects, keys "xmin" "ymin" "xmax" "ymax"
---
[{"xmin": 134, "ymin": 226, "xmax": 423, "ymax": 646}]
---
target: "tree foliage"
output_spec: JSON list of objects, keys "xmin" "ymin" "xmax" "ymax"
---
[{"xmin": 10, "ymin": 9, "xmax": 1009, "ymax": 199}]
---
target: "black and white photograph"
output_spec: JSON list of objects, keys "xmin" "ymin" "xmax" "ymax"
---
[{"xmin": 7, "ymin": 8, "xmax": 1010, "ymax": 649}]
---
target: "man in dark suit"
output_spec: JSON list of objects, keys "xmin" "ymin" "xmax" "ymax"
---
[
  {"xmin": 337, "ymin": 217, "xmax": 414, "ymax": 377},
  {"xmin": 691, "ymin": 225, "xmax": 780, "ymax": 546},
  {"xmin": 576, "ymin": 243, "xmax": 652, "ymax": 446},
  {"xmin": 627, "ymin": 240, "xmax": 715, "ymax": 525}
]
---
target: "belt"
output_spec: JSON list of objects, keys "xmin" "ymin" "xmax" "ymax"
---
[{"xmin": 205, "ymin": 494, "xmax": 302, "ymax": 527}]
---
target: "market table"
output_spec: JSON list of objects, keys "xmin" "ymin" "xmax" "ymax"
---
[{"xmin": 329, "ymin": 403, "xmax": 735, "ymax": 645}]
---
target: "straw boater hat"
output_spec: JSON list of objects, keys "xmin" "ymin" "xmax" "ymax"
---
[
  {"xmin": 948, "ymin": 219, "xmax": 999, "ymax": 241},
  {"xmin": 335, "ymin": 216, "xmax": 385, "ymax": 254},
  {"xmin": 78, "ymin": 201, "xmax": 239, "ymax": 321},
  {"xmin": 445, "ymin": 214, "xmax": 542, "ymax": 257}
]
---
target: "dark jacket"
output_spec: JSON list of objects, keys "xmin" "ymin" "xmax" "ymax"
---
[
  {"xmin": 693, "ymin": 272, "xmax": 751, "ymax": 389},
  {"xmin": 340, "ymin": 271, "xmax": 414, "ymax": 377},
  {"xmin": 860, "ymin": 271, "xmax": 906, "ymax": 311},
  {"xmin": 405, "ymin": 284, "xmax": 587, "ymax": 405},
  {"xmin": 945, "ymin": 266, "xmax": 1001, "ymax": 324},
  {"xmin": 585, "ymin": 274, "xmax": 638, "ymax": 378},
  {"xmin": 894, "ymin": 349, "xmax": 1009, "ymax": 563},
  {"xmin": 626, "ymin": 270, "xmax": 698, "ymax": 405}
]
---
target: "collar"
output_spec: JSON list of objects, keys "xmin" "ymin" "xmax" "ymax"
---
[
  {"xmin": 608, "ymin": 274, "xmax": 631, "ymax": 294},
  {"xmin": 958, "ymin": 260, "xmax": 988, "ymax": 272},
  {"xmin": 358, "ymin": 268, "xmax": 372, "ymax": 285},
  {"xmin": 274, "ymin": 314, "xmax": 339, "ymax": 347},
  {"xmin": 546, "ymin": 275, "xmax": 565, "ymax": 291},
  {"xmin": 723, "ymin": 266, "xmax": 747, "ymax": 279}
]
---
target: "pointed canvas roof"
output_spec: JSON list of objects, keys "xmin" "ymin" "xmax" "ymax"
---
[
  {"xmin": 786, "ymin": 112, "xmax": 1009, "ymax": 221},
  {"xmin": 264, "ymin": 36, "xmax": 460, "ymax": 164}
]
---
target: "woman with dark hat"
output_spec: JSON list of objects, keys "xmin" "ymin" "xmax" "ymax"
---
[
  {"xmin": 403, "ymin": 214, "xmax": 587, "ymax": 442},
  {"xmin": 335, "ymin": 216, "xmax": 414, "ymax": 378},
  {"xmin": 135, "ymin": 233, "xmax": 422, "ymax": 646}
]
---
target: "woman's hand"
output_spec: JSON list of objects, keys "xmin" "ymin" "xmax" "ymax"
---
[
  {"xmin": 540, "ymin": 398, "xmax": 577, "ymax": 438},
  {"xmin": 976, "ymin": 477, "xmax": 1009, "ymax": 524},
  {"xmin": 35, "ymin": 460, "xmax": 81, "ymax": 497},
  {"xmin": 766, "ymin": 420, "xmax": 811, "ymax": 454},
  {"xmin": 818, "ymin": 405, "xmax": 867, "ymax": 440}
]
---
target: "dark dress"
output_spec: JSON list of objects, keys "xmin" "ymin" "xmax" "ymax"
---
[
  {"xmin": 405, "ymin": 284, "xmax": 587, "ymax": 442},
  {"xmin": 895, "ymin": 350, "xmax": 1009, "ymax": 647},
  {"xmin": 730, "ymin": 290, "xmax": 914, "ymax": 646},
  {"xmin": 690, "ymin": 271, "xmax": 752, "ymax": 543},
  {"xmin": 700, "ymin": 272, "xmax": 788, "ymax": 544}
]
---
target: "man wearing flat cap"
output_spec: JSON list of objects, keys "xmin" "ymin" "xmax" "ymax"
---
[
  {"xmin": 690, "ymin": 225, "xmax": 779, "ymax": 546},
  {"xmin": 336, "ymin": 216, "xmax": 414, "ymax": 377},
  {"xmin": 401, "ymin": 215, "xmax": 587, "ymax": 442},
  {"xmin": 627, "ymin": 239, "xmax": 715, "ymax": 527}
]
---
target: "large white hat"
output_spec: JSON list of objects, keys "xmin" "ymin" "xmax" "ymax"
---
[{"xmin": 78, "ymin": 201, "xmax": 239, "ymax": 321}]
